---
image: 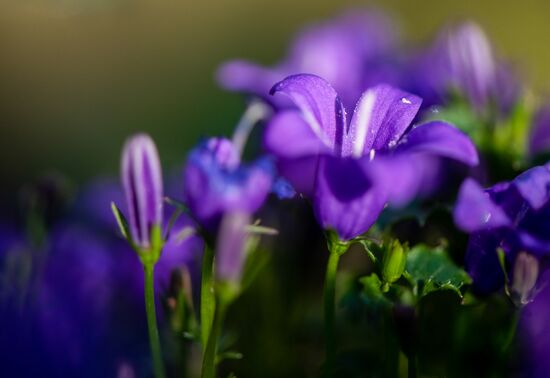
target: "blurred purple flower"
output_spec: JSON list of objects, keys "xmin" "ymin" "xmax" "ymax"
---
[
  {"xmin": 217, "ymin": 9, "xmax": 400, "ymax": 110},
  {"xmin": 408, "ymin": 21, "xmax": 521, "ymax": 113},
  {"xmin": 266, "ymin": 74, "xmax": 478, "ymax": 240},
  {"xmin": 120, "ymin": 133, "xmax": 163, "ymax": 249},
  {"xmin": 183, "ymin": 138, "xmax": 274, "ymax": 231},
  {"xmin": 453, "ymin": 165, "xmax": 550, "ymax": 294},
  {"xmin": 215, "ymin": 212, "xmax": 252, "ymax": 284},
  {"xmin": 529, "ymin": 105, "xmax": 550, "ymax": 156}
]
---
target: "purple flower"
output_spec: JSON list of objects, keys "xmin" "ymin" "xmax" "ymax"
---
[
  {"xmin": 217, "ymin": 9, "xmax": 399, "ymax": 111},
  {"xmin": 453, "ymin": 165, "xmax": 550, "ymax": 294},
  {"xmin": 265, "ymin": 74, "xmax": 478, "ymax": 240},
  {"xmin": 215, "ymin": 212, "xmax": 252, "ymax": 284},
  {"xmin": 408, "ymin": 21, "xmax": 520, "ymax": 113},
  {"xmin": 529, "ymin": 105, "xmax": 550, "ymax": 156},
  {"xmin": 120, "ymin": 133, "xmax": 163, "ymax": 249},
  {"xmin": 183, "ymin": 138, "xmax": 274, "ymax": 231}
]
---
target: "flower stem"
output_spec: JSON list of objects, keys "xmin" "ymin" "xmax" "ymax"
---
[
  {"xmin": 201, "ymin": 245, "xmax": 216, "ymax": 351},
  {"xmin": 323, "ymin": 250, "xmax": 341, "ymax": 375},
  {"xmin": 201, "ymin": 299, "xmax": 227, "ymax": 378},
  {"xmin": 144, "ymin": 262, "xmax": 166, "ymax": 378}
]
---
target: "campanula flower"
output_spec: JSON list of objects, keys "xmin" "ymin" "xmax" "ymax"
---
[
  {"xmin": 408, "ymin": 21, "xmax": 520, "ymax": 114},
  {"xmin": 266, "ymin": 74, "xmax": 478, "ymax": 240},
  {"xmin": 120, "ymin": 133, "xmax": 164, "ymax": 250},
  {"xmin": 217, "ymin": 9, "xmax": 399, "ymax": 111},
  {"xmin": 183, "ymin": 138, "xmax": 274, "ymax": 231},
  {"xmin": 453, "ymin": 165, "xmax": 550, "ymax": 294}
]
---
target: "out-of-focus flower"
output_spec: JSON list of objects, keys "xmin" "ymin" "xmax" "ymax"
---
[
  {"xmin": 266, "ymin": 74, "xmax": 478, "ymax": 240},
  {"xmin": 453, "ymin": 165, "xmax": 550, "ymax": 294},
  {"xmin": 529, "ymin": 105, "xmax": 550, "ymax": 157},
  {"xmin": 217, "ymin": 9, "xmax": 400, "ymax": 110},
  {"xmin": 408, "ymin": 21, "xmax": 521, "ymax": 114},
  {"xmin": 120, "ymin": 133, "xmax": 164, "ymax": 250},
  {"xmin": 183, "ymin": 138, "xmax": 274, "ymax": 231},
  {"xmin": 215, "ymin": 212, "xmax": 252, "ymax": 284}
]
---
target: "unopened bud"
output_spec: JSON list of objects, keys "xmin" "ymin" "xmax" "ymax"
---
[
  {"xmin": 511, "ymin": 252, "xmax": 539, "ymax": 305},
  {"xmin": 382, "ymin": 239, "xmax": 407, "ymax": 284}
]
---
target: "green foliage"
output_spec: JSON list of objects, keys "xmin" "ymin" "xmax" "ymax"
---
[{"xmin": 404, "ymin": 244, "xmax": 472, "ymax": 299}]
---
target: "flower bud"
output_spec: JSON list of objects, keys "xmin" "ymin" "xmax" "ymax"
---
[
  {"xmin": 215, "ymin": 211, "xmax": 252, "ymax": 285},
  {"xmin": 121, "ymin": 133, "xmax": 163, "ymax": 250},
  {"xmin": 511, "ymin": 252, "xmax": 539, "ymax": 305},
  {"xmin": 382, "ymin": 239, "xmax": 407, "ymax": 285}
]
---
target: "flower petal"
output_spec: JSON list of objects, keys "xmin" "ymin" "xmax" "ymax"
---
[
  {"xmin": 512, "ymin": 165, "xmax": 550, "ymax": 210},
  {"xmin": 264, "ymin": 110, "xmax": 331, "ymax": 159},
  {"xmin": 270, "ymin": 74, "xmax": 346, "ymax": 151},
  {"xmin": 453, "ymin": 178, "xmax": 511, "ymax": 232},
  {"xmin": 345, "ymin": 84, "xmax": 421, "ymax": 157},
  {"xmin": 465, "ymin": 230, "xmax": 508, "ymax": 294},
  {"xmin": 396, "ymin": 121, "xmax": 479, "ymax": 165},
  {"xmin": 313, "ymin": 156, "xmax": 387, "ymax": 240}
]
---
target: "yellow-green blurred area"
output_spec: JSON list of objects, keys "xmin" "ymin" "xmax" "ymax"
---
[{"xmin": 1, "ymin": 0, "xmax": 549, "ymax": 190}]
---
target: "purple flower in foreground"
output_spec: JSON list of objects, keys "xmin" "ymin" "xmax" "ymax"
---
[
  {"xmin": 217, "ymin": 9, "xmax": 399, "ymax": 110},
  {"xmin": 120, "ymin": 133, "xmax": 163, "ymax": 249},
  {"xmin": 266, "ymin": 74, "xmax": 478, "ymax": 240},
  {"xmin": 409, "ymin": 21, "xmax": 520, "ymax": 113},
  {"xmin": 453, "ymin": 164, "xmax": 550, "ymax": 294},
  {"xmin": 183, "ymin": 138, "xmax": 274, "ymax": 231}
]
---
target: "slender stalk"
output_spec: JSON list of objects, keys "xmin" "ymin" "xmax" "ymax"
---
[
  {"xmin": 407, "ymin": 353, "xmax": 417, "ymax": 378},
  {"xmin": 323, "ymin": 250, "xmax": 341, "ymax": 375},
  {"xmin": 144, "ymin": 263, "xmax": 166, "ymax": 378},
  {"xmin": 201, "ymin": 245, "xmax": 216, "ymax": 351},
  {"xmin": 201, "ymin": 300, "xmax": 227, "ymax": 378}
]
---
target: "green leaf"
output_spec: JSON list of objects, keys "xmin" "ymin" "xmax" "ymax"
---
[
  {"xmin": 111, "ymin": 202, "xmax": 132, "ymax": 243},
  {"xmin": 404, "ymin": 245, "xmax": 472, "ymax": 299},
  {"xmin": 359, "ymin": 273, "xmax": 391, "ymax": 307},
  {"xmin": 216, "ymin": 350, "xmax": 243, "ymax": 364}
]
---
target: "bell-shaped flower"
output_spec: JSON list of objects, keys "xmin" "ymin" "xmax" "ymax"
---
[
  {"xmin": 217, "ymin": 9, "xmax": 399, "ymax": 111},
  {"xmin": 453, "ymin": 164, "xmax": 550, "ymax": 294},
  {"xmin": 409, "ymin": 21, "xmax": 520, "ymax": 114},
  {"xmin": 120, "ymin": 133, "xmax": 163, "ymax": 250},
  {"xmin": 265, "ymin": 74, "xmax": 478, "ymax": 240},
  {"xmin": 183, "ymin": 138, "xmax": 274, "ymax": 231}
]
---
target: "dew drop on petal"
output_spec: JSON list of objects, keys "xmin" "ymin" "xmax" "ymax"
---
[
  {"xmin": 483, "ymin": 212, "xmax": 492, "ymax": 223},
  {"xmin": 369, "ymin": 149, "xmax": 376, "ymax": 161},
  {"xmin": 401, "ymin": 97, "xmax": 412, "ymax": 104}
]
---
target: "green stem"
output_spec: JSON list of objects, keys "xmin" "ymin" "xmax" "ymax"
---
[
  {"xmin": 201, "ymin": 245, "xmax": 216, "ymax": 351},
  {"xmin": 201, "ymin": 300, "xmax": 227, "ymax": 378},
  {"xmin": 144, "ymin": 263, "xmax": 166, "ymax": 378},
  {"xmin": 323, "ymin": 250, "xmax": 341, "ymax": 375},
  {"xmin": 407, "ymin": 352, "xmax": 417, "ymax": 378}
]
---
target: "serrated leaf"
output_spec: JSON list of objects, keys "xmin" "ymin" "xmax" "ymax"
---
[{"xmin": 405, "ymin": 245, "xmax": 472, "ymax": 299}]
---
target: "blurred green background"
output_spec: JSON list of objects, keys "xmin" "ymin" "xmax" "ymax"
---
[{"xmin": 1, "ymin": 0, "xmax": 549, "ymax": 191}]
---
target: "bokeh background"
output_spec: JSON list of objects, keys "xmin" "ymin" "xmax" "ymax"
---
[{"xmin": 2, "ymin": 0, "xmax": 550, "ymax": 192}]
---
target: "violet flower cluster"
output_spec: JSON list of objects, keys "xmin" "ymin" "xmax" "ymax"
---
[{"xmin": 4, "ymin": 7, "xmax": 550, "ymax": 378}]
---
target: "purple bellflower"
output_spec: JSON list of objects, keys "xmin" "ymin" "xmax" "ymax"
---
[
  {"xmin": 265, "ymin": 74, "xmax": 478, "ymax": 240},
  {"xmin": 183, "ymin": 137, "xmax": 274, "ymax": 232},
  {"xmin": 217, "ymin": 9, "xmax": 399, "ymax": 111},
  {"xmin": 120, "ymin": 133, "xmax": 164, "ymax": 250},
  {"xmin": 409, "ymin": 21, "xmax": 520, "ymax": 114},
  {"xmin": 453, "ymin": 164, "xmax": 550, "ymax": 295}
]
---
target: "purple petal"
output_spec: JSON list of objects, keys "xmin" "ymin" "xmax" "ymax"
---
[
  {"xmin": 453, "ymin": 178, "xmax": 511, "ymax": 232},
  {"xmin": 215, "ymin": 212, "xmax": 251, "ymax": 283},
  {"xmin": 276, "ymin": 156, "xmax": 319, "ymax": 197},
  {"xmin": 121, "ymin": 133, "xmax": 163, "ymax": 248},
  {"xmin": 264, "ymin": 110, "xmax": 331, "ymax": 159},
  {"xmin": 366, "ymin": 154, "xmax": 444, "ymax": 207},
  {"xmin": 529, "ymin": 105, "xmax": 550, "ymax": 156},
  {"xmin": 345, "ymin": 84, "xmax": 421, "ymax": 157},
  {"xmin": 396, "ymin": 121, "xmax": 479, "ymax": 166},
  {"xmin": 216, "ymin": 60, "xmax": 287, "ymax": 106},
  {"xmin": 313, "ymin": 156, "xmax": 387, "ymax": 240},
  {"xmin": 183, "ymin": 138, "xmax": 273, "ymax": 230},
  {"xmin": 270, "ymin": 74, "xmax": 346, "ymax": 152},
  {"xmin": 512, "ymin": 166, "xmax": 550, "ymax": 210},
  {"xmin": 465, "ymin": 230, "xmax": 508, "ymax": 294}
]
